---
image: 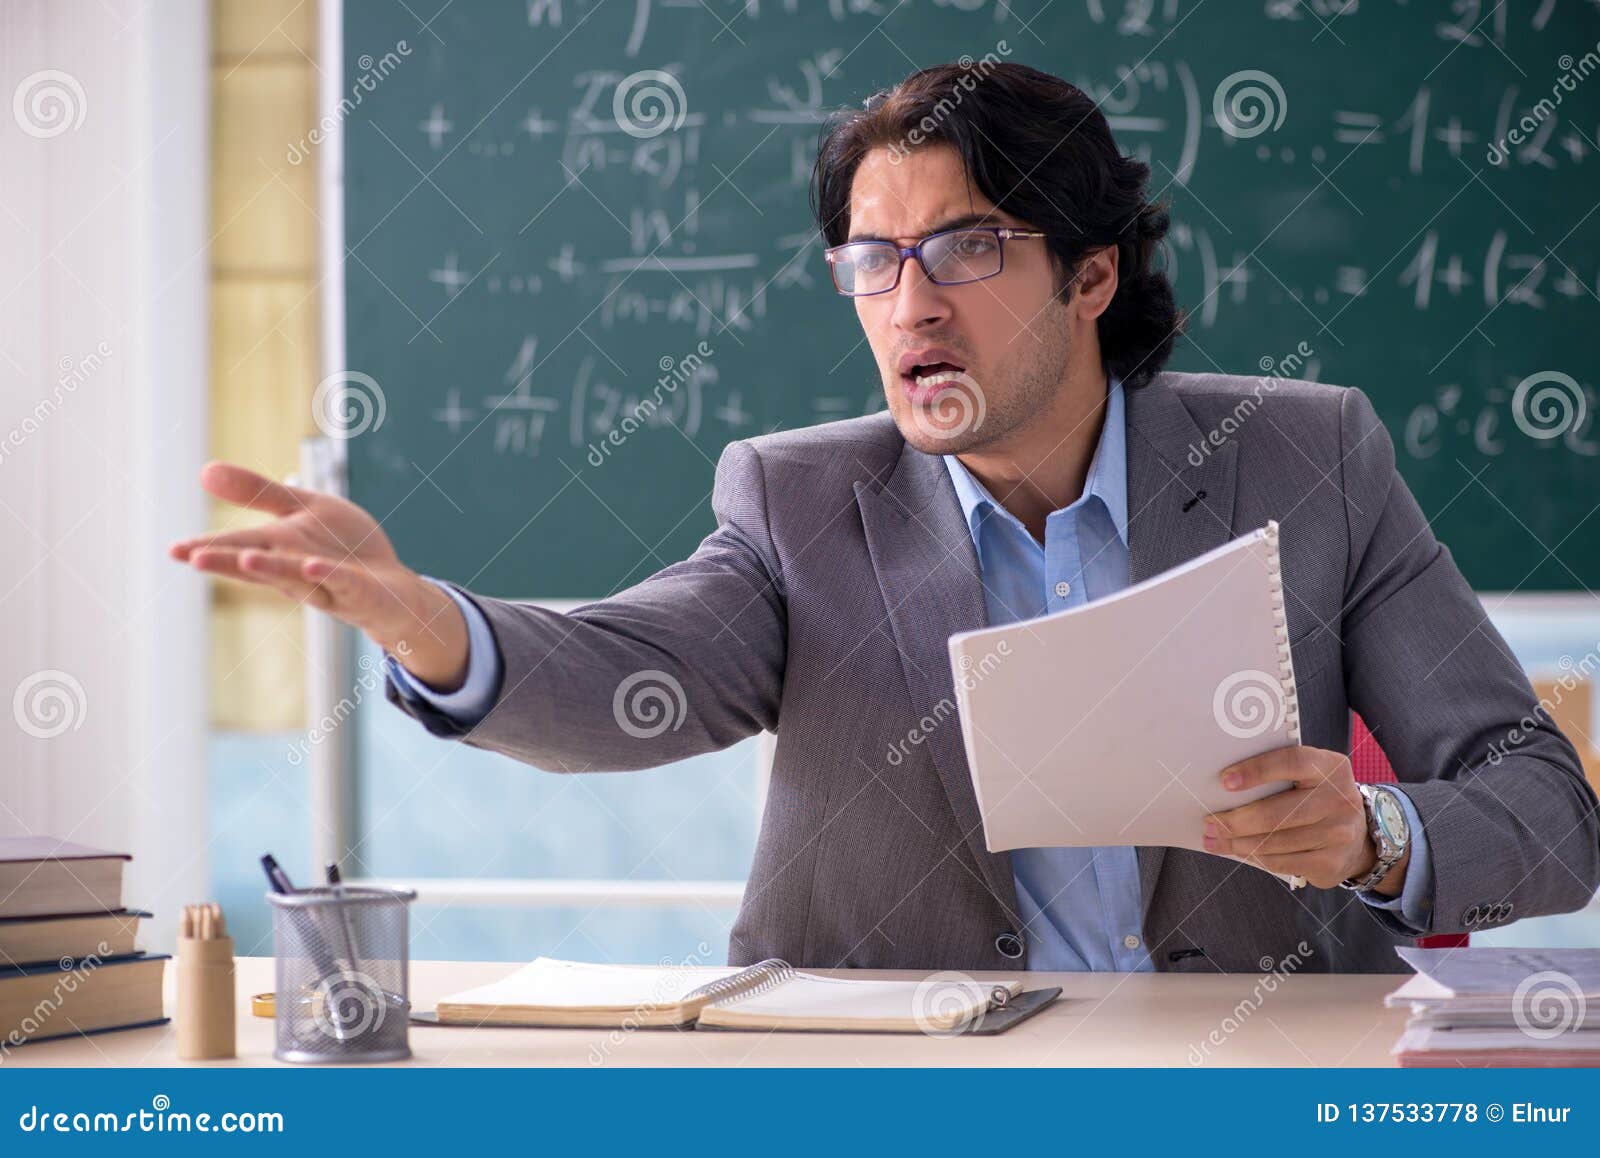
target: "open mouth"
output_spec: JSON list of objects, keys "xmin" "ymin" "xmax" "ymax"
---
[{"xmin": 901, "ymin": 360, "xmax": 968, "ymax": 398}]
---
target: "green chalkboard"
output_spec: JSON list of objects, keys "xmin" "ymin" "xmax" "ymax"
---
[{"xmin": 342, "ymin": 1, "xmax": 1600, "ymax": 596}]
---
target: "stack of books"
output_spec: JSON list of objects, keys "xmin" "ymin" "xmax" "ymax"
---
[
  {"xmin": 0, "ymin": 837, "xmax": 167, "ymax": 1048},
  {"xmin": 1387, "ymin": 946, "xmax": 1600, "ymax": 1067}
]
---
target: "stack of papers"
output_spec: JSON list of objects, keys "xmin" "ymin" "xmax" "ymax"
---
[
  {"xmin": 947, "ymin": 524, "xmax": 1303, "ymax": 886},
  {"xmin": 1386, "ymin": 947, "xmax": 1600, "ymax": 1067}
]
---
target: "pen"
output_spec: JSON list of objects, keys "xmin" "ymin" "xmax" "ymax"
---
[
  {"xmin": 260, "ymin": 853, "xmax": 296, "ymax": 895},
  {"xmin": 325, "ymin": 860, "xmax": 364, "ymax": 977},
  {"xmin": 261, "ymin": 851, "xmax": 350, "ymax": 1041}
]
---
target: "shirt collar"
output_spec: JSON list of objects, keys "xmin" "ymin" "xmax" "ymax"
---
[{"xmin": 941, "ymin": 376, "xmax": 1128, "ymax": 551}]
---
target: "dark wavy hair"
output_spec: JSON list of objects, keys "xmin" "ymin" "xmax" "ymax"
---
[{"xmin": 811, "ymin": 61, "xmax": 1184, "ymax": 389}]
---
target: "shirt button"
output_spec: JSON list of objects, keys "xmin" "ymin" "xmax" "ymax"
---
[
  {"xmin": 1054, "ymin": 581, "xmax": 1071, "ymax": 598},
  {"xmin": 1123, "ymin": 934, "xmax": 1141, "ymax": 950}
]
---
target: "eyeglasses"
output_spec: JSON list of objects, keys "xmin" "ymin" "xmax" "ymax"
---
[{"xmin": 824, "ymin": 226, "xmax": 1047, "ymax": 297}]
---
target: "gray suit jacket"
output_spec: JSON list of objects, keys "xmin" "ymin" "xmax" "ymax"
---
[{"xmin": 389, "ymin": 371, "xmax": 1600, "ymax": 973}]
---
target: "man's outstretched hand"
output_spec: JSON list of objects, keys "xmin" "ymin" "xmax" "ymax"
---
[{"xmin": 168, "ymin": 462, "xmax": 470, "ymax": 691}]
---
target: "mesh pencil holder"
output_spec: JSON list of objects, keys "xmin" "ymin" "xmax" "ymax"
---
[{"xmin": 266, "ymin": 885, "xmax": 416, "ymax": 1064}]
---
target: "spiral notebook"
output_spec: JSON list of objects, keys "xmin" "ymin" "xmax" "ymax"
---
[
  {"xmin": 427, "ymin": 957, "xmax": 1040, "ymax": 1034},
  {"xmin": 947, "ymin": 522, "xmax": 1305, "ymax": 883}
]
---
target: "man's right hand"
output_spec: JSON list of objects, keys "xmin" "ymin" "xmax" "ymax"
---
[{"xmin": 168, "ymin": 462, "xmax": 471, "ymax": 692}]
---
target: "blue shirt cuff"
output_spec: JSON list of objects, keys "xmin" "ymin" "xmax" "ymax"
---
[
  {"xmin": 384, "ymin": 577, "xmax": 501, "ymax": 726},
  {"xmin": 1353, "ymin": 785, "xmax": 1433, "ymax": 932}
]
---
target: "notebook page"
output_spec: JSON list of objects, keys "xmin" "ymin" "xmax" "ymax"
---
[
  {"xmin": 948, "ymin": 527, "xmax": 1294, "ymax": 853},
  {"xmin": 438, "ymin": 957, "xmax": 743, "ymax": 1012},
  {"xmin": 704, "ymin": 972, "xmax": 1020, "ymax": 1029}
]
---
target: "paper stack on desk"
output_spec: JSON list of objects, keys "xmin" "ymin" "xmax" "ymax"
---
[
  {"xmin": 1387, "ymin": 947, "xmax": 1600, "ymax": 1067},
  {"xmin": 947, "ymin": 522, "xmax": 1304, "ymax": 873}
]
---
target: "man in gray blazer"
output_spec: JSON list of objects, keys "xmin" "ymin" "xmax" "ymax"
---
[{"xmin": 172, "ymin": 63, "xmax": 1599, "ymax": 973}]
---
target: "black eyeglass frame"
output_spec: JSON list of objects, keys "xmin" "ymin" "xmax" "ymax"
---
[{"xmin": 822, "ymin": 226, "xmax": 1048, "ymax": 297}]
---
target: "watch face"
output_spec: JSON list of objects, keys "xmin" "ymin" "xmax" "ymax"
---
[{"xmin": 1373, "ymin": 789, "xmax": 1409, "ymax": 846}]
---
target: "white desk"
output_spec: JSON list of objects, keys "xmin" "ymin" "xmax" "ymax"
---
[{"xmin": 6, "ymin": 957, "xmax": 1407, "ymax": 1067}]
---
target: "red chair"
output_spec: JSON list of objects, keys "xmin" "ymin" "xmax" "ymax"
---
[{"xmin": 1349, "ymin": 712, "xmax": 1467, "ymax": 948}]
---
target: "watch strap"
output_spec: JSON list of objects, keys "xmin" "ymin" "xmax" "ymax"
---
[{"xmin": 1339, "ymin": 784, "xmax": 1406, "ymax": 891}]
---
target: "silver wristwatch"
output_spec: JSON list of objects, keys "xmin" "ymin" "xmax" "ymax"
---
[{"xmin": 1339, "ymin": 783, "xmax": 1410, "ymax": 891}]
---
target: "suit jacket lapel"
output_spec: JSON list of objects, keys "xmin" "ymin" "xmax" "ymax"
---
[
  {"xmin": 854, "ymin": 447, "xmax": 1023, "ymax": 924},
  {"xmin": 852, "ymin": 372, "xmax": 1243, "ymax": 931},
  {"xmin": 1125, "ymin": 372, "xmax": 1241, "ymax": 916}
]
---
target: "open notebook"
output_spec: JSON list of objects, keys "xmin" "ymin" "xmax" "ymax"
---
[
  {"xmin": 948, "ymin": 521, "xmax": 1306, "ymax": 887},
  {"xmin": 430, "ymin": 957, "xmax": 1026, "ymax": 1033}
]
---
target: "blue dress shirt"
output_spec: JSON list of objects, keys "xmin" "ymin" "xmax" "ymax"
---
[
  {"xmin": 937, "ymin": 377, "xmax": 1433, "ymax": 969},
  {"xmin": 387, "ymin": 580, "xmax": 503, "ymax": 718},
  {"xmin": 388, "ymin": 376, "xmax": 1436, "ymax": 965}
]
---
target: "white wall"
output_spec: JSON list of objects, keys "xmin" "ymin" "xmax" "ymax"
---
[{"xmin": 0, "ymin": 0, "xmax": 210, "ymax": 951}]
